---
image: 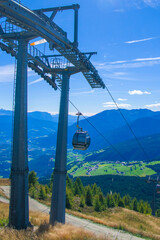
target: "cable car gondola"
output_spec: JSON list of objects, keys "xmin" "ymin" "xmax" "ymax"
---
[{"xmin": 72, "ymin": 112, "xmax": 91, "ymax": 150}]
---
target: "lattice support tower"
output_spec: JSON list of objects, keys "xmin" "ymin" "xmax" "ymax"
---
[{"xmin": 0, "ymin": 0, "xmax": 106, "ymax": 228}]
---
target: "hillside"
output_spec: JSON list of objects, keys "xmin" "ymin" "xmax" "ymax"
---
[
  {"xmin": 0, "ymin": 178, "xmax": 160, "ymax": 240},
  {"xmin": 85, "ymin": 133, "xmax": 160, "ymax": 162},
  {"xmin": 67, "ymin": 109, "xmax": 160, "ymax": 151},
  {"xmin": 1, "ymin": 108, "xmax": 160, "ymax": 179},
  {"xmin": 0, "ymin": 202, "xmax": 105, "ymax": 240},
  {"xmin": 33, "ymin": 108, "xmax": 160, "ymax": 152}
]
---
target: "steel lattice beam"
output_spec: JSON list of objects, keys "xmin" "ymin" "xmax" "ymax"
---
[{"xmin": 0, "ymin": 0, "xmax": 105, "ymax": 89}]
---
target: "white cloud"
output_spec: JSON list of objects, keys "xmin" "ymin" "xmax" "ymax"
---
[
  {"xmin": 110, "ymin": 60, "xmax": 127, "ymax": 65},
  {"xmin": 113, "ymin": 72, "xmax": 127, "ymax": 76},
  {"xmin": 125, "ymin": 37, "xmax": 154, "ymax": 44},
  {"xmin": 28, "ymin": 68, "xmax": 38, "ymax": 77},
  {"xmin": 97, "ymin": 0, "xmax": 160, "ymax": 10},
  {"xmin": 128, "ymin": 90, "xmax": 151, "ymax": 95},
  {"xmin": 118, "ymin": 98, "xmax": 127, "ymax": 101},
  {"xmin": 70, "ymin": 90, "xmax": 95, "ymax": 96},
  {"xmin": 95, "ymin": 55, "xmax": 160, "ymax": 71},
  {"xmin": 104, "ymin": 75, "xmax": 135, "ymax": 81},
  {"xmin": 102, "ymin": 71, "xmax": 135, "ymax": 81},
  {"xmin": 135, "ymin": 57, "xmax": 160, "ymax": 62},
  {"xmin": 145, "ymin": 103, "xmax": 160, "ymax": 108},
  {"xmin": 103, "ymin": 101, "xmax": 131, "ymax": 109},
  {"xmin": 143, "ymin": 0, "xmax": 160, "ymax": 7},
  {"xmin": 0, "ymin": 64, "xmax": 40, "ymax": 83},
  {"xmin": 0, "ymin": 64, "xmax": 14, "ymax": 82},
  {"xmin": 28, "ymin": 78, "xmax": 43, "ymax": 85}
]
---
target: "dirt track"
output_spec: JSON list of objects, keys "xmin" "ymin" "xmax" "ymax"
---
[{"xmin": 0, "ymin": 186, "xmax": 144, "ymax": 240}]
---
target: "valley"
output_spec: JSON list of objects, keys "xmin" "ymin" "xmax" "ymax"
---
[{"xmin": 1, "ymin": 108, "xmax": 160, "ymax": 208}]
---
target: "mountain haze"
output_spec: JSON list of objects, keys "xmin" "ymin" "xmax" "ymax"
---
[{"xmin": 1, "ymin": 108, "xmax": 160, "ymax": 178}]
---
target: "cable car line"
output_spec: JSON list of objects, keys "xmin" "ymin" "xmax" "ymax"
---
[
  {"xmin": 104, "ymin": 85, "xmax": 150, "ymax": 162},
  {"xmin": 57, "ymin": 86, "xmax": 127, "ymax": 160},
  {"xmin": 68, "ymin": 102, "xmax": 127, "ymax": 161},
  {"xmin": 57, "ymin": 85, "xmax": 150, "ymax": 162}
]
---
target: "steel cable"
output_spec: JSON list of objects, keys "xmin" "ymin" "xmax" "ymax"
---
[
  {"xmin": 104, "ymin": 85, "xmax": 150, "ymax": 161},
  {"xmin": 57, "ymin": 86, "xmax": 127, "ymax": 161}
]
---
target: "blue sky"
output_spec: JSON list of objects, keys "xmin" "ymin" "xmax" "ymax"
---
[{"xmin": 1, "ymin": 0, "xmax": 160, "ymax": 115}]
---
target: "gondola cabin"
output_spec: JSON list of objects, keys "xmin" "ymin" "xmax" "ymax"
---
[
  {"xmin": 72, "ymin": 130, "xmax": 91, "ymax": 150},
  {"xmin": 72, "ymin": 112, "xmax": 91, "ymax": 150}
]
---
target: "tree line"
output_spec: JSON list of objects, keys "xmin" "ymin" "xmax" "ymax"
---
[{"xmin": 29, "ymin": 170, "xmax": 153, "ymax": 215}]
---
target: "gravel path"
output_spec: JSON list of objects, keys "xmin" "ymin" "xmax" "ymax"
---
[
  {"xmin": 0, "ymin": 196, "xmax": 9, "ymax": 204},
  {"xmin": 0, "ymin": 186, "xmax": 144, "ymax": 240}
]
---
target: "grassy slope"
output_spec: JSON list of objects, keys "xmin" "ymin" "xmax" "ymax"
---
[
  {"xmin": 0, "ymin": 202, "xmax": 107, "ymax": 240},
  {"xmin": 67, "ymin": 207, "xmax": 160, "ymax": 240},
  {"xmin": 68, "ymin": 159, "xmax": 158, "ymax": 177},
  {"xmin": 1, "ymin": 179, "xmax": 160, "ymax": 239},
  {"xmin": 0, "ymin": 178, "xmax": 10, "ymax": 186},
  {"xmin": 1, "ymin": 200, "xmax": 160, "ymax": 240}
]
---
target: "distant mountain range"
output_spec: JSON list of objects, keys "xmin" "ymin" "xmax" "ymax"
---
[
  {"xmin": 37, "ymin": 108, "xmax": 160, "ymax": 153},
  {"xmin": 1, "ymin": 108, "xmax": 160, "ymax": 177},
  {"xmin": 0, "ymin": 109, "xmax": 77, "ymax": 126},
  {"xmin": 0, "ymin": 109, "xmax": 77, "ymax": 143},
  {"xmin": 1, "ymin": 108, "xmax": 160, "ymax": 153},
  {"xmin": 67, "ymin": 109, "xmax": 160, "ymax": 151},
  {"xmin": 85, "ymin": 133, "xmax": 160, "ymax": 163},
  {"xmin": 28, "ymin": 111, "xmax": 77, "ymax": 126}
]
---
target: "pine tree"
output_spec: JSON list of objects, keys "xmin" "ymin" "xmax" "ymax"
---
[
  {"xmin": 94, "ymin": 195, "xmax": 102, "ymax": 212},
  {"xmin": 139, "ymin": 204, "xmax": 144, "ymax": 213},
  {"xmin": 75, "ymin": 177, "xmax": 84, "ymax": 194},
  {"xmin": 113, "ymin": 192, "xmax": 118, "ymax": 206},
  {"xmin": 74, "ymin": 181, "xmax": 81, "ymax": 196},
  {"xmin": 80, "ymin": 195, "xmax": 85, "ymax": 208},
  {"xmin": 29, "ymin": 185, "xmax": 38, "ymax": 199},
  {"xmin": 28, "ymin": 171, "xmax": 38, "ymax": 188},
  {"xmin": 66, "ymin": 187, "xmax": 73, "ymax": 209},
  {"xmin": 123, "ymin": 194, "xmax": 131, "ymax": 208},
  {"xmin": 106, "ymin": 194, "xmax": 110, "ymax": 208},
  {"xmin": 116, "ymin": 193, "xmax": 121, "ymax": 206},
  {"xmin": 85, "ymin": 186, "xmax": 93, "ymax": 206},
  {"xmin": 110, "ymin": 194, "xmax": 115, "ymax": 208},
  {"xmin": 118, "ymin": 198, "xmax": 124, "ymax": 207},
  {"xmin": 138, "ymin": 200, "xmax": 144, "ymax": 214},
  {"xmin": 106, "ymin": 194, "xmax": 115, "ymax": 208},
  {"xmin": 143, "ymin": 202, "xmax": 152, "ymax": 215},
  {"xmin": 99, "ymin": 191, "xmax": 105, "ymax": 206},
  {"xmin": 45, "ymin": 184, "xmax": 50, "ymax": 194},
  {"xmin": 91, "ymin": 183, "xmax": 98, "ymax": 196},
  {"xmin": 97, "ymin": 186, "xmax": 102, "ymax": 195},
  {"xmin": 66, "ymin": 175, "xmax": 73, "ymax": 191},
  {"xmin": 131, "ymin": 198, "xmax": 138, "ymax": 211},
  {"xmin": 39, "ymin": 185, "xmax": 47, "ymax": 200},
  {"xmin": 98, "ymin": 191, "xmax": 105, "ymax": 210}
]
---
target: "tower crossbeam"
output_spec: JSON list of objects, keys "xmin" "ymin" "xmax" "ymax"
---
[{"xmin": 0, "ymin": 0, "xmax": 105, "ymax": 89}]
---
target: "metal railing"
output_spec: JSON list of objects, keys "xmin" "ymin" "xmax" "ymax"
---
[
  {"xmin": 1, "ymin": 21, "xmax": 24, "ymax": 34},
  {"xmin": 28, "ymin": 44, "xmax": 49, "ymax": 66}
]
